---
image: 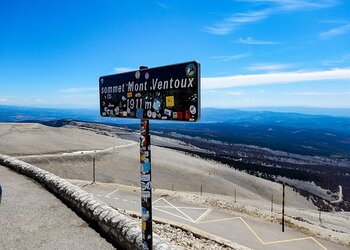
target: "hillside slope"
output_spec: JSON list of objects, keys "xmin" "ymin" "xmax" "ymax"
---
[{"xmin": 0, "ymin": 122, "xmax": 315, "ymax": 210}]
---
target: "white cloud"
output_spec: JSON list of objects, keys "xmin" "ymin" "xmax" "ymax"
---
[
  {"xmin": 225, "ymin": 9, "xmax": 271, "ymax": 23},
  {"xmin": 205, "ymin": 10, "xmax": 270, "ymax": 35},
  {"xmin": 60, "ymin": 87, "xmax": 98, "ymax": 93},
  {"xmin": 55, "ymin": 93, "xmax": 99, "ymax": 108},
  {"xmin": 239, "ymin": 0, "xmax": 338, "ymax": 10},
  {"xmin": 204, "ymin": 24, "xmax": 235, "ymax": 35},
  {"xmin": 34, "ymin": 98, "xmax": 46, "ymax": 103},
  {"xmin": 228, "ymin": 91, "xmax": 246, "ymax": 96},
  {"xmin": 114, "ymin": 67, "xmax": 135, "ymax": 73},
  {"xmin": 155, "ymin": 2, "xmax": 168, "ymax": 8},
  {"xmin": 247, "ymin": 63, "xmax": 293, "ymax": 71},
  {"xmin": 205, "ymin": 0, "xmax": 337, "ymax": 35},
  {"xmin": 322, "ymin": 54, "xmax": 350, "ymax": 66},
  {"xmin": 202, "ymin": 68, "xmax": 350, "ymax": 89},
  {"xmin": 210, "ymin": 53, "xmax": 250, "ymax": 62},
  {"xmin": 320, "ymin": 19, "xmax": 348, "ymax": 24},
  {"xmin": 237, "ymin": 37, "xmax": 280, "ymax": 45},
  {"xmin": 288, "ymin": 91, "xmax": 350, "ymax": 96},
  {"xmin": 62, "ymin": 93, "xmax": 97, "ymax": 99},
  {"xmin": 319, "ymin": 23, "xmax": 350, "ymax": 39},
  {"xmin": 0, "ymin": 98, "xmax": 10, "ymax": 103}
]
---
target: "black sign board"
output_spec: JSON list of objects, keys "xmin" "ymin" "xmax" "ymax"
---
[
  {"xmin": 99, "ymin": 61, "xmax": 201, "ymax": 250},
  {"xmin": 99, "ymin": 61, "xmax": 200, "ymax": 121}
]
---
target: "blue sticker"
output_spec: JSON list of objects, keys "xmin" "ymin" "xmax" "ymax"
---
[
  {"xmin": 142, "ymin": 162, "xmax": 151, "ymax": 173},
  {"xmin": 136, "ymin": 108, "xmax": 144, "ymax": 118},
  {"xmin": 142, "ymin": 207, "xmax": 150, "ymax": 221},
  {"xmin": 186, "ymin": 63, "xmax": 196, "ymax": 77},
  {"xmin": 145, "ymin": 181, "xmax": 152, "ymax": 190},
  {"xmin": 152, "ymin": 98, "xmax": 161, "ymax": 112}
]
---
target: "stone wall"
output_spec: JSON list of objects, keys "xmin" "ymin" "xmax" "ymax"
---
[{"xmin": 0, "ymin": 154, "xmax": 177, "ymax": 250}]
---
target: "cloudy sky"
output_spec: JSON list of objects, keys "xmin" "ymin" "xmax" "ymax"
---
[{"xmin": 1, "ymin": 0, "xmax": 349, "ymax": 109}]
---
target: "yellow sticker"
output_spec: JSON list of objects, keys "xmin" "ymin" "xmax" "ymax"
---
[
  {"xmin": 142, "ymin": 221, "xmax": 147, "ymax": 230},
  {"xmin": 166, "ymin": 96, "xmax": 174, "ymax": 107},
  {"xmin": 140, "ymin": 154, "xmax": 145, "ymax": 162},
  {"xmin": 127, "ymin": 92, "xmax": 132, "ymax": 98}
]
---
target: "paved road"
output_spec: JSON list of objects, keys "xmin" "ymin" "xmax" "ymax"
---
[
  {"xmin": 72, "ymin": 180, "xmax": 349, "ymax": 250},
  {"xmin": 0, "ymin": 165, "xmax": 115, "ymax": 250}
]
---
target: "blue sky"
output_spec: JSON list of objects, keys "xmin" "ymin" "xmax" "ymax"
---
[{"xmin": 0, "ymin": 0, "xmax": 350, "ymax": 109}]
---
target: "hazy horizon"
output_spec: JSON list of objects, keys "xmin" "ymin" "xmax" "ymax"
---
[{"xmin": 2, "ymin": 104, "xmax": 350, "ymax": 118}]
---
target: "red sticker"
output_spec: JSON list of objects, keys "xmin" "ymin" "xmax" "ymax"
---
[
  {"xmin": 177, "ymin": 112, "xmax": 183, "ymax": 119},
  {"xmin": 185, "ymin": 111, "xmax": 190, "ymax": 120}
]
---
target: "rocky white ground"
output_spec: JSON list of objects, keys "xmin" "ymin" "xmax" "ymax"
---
[{"xmin": 153, "ymin": 222, "xmax": 233, "ymax": 250}]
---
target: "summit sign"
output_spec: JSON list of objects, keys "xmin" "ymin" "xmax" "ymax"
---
[
  {"xmin": 99, "ymin": 61, "xmax": 200, "ymax": 121},
  {"xmin": 99, "ymin": 61, "xmax": 200, "ymax": 249}
]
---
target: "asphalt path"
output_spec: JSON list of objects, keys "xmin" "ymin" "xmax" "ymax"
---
[
  {"xmin": 72, "ymin": 180, "xmax": 349, "ymax": 250},
  {"xmin": 0, "ymin": 165, "xmax": 115, "ymax": 250}
]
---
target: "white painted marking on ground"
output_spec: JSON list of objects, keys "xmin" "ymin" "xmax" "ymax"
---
[
  {"xmin": 154, "ymin": 207, "xmax": 194, "ymax": 223},
  {"xmin": 153, "ymin": 198, "xmax": 212, "ymax": 223},
  {"xmin": 152, "ymin": 197, "xmax": 162, "ymax": 204},
  {"xmin": 80, "ymin": 190, "xmax": 330, "ymax": 250},
  {"xmin": 105, "ymin": 189, "xmax": 119, "ymax": 198},
  {"xmin": 158, "ymin": 198, "xmax": 195, "ymax": 223},
  {"xmin": 154, "ymin": 205, "xmax": 209, "ymax": 210},
  {"xmin": 195, "ymin": 208, "xmax": 212, "ymax": 223}
]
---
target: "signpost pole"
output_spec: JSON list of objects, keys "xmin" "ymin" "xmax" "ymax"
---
[
  {"xmin": 93, "ymin": 157, "xmax": 96, "ymax": 183},
  {"xmin": 139, "ymin": 66, "xmax": 152, "ymax": 250},
  {"xmin": 282, "ymin": 183, "xmax": 285, "ymax": 232},
  {"xmin": 141, "ymin": 118, "xmax": 152, "ymax": 249}
]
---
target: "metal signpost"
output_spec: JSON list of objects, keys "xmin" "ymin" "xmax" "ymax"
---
[
  {"xmin": 99, "ymin": 61, "xmax": 200, "ymax": 250},
  {"xmin": 282, "ymin": 183, "xmax": 285, "ymax": 232}
]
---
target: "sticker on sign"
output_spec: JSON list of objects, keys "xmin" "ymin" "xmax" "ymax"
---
[{"xmin": 99, "ymin": 61, "xmax": 200, "ymax": 121}]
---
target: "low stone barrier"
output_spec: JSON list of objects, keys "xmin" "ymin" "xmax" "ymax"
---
[{"xmin": 0, "ymin": 154, "xmax": 177, "ymax": 250}]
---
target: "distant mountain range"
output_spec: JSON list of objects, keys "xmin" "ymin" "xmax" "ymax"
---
[
  {"xmin": 237, "ymin": 107, "xmax": 350, "ymax": 117},
  {"xmin": 200, "ymin": 108, "xmax": 350, "ymax": 134},
  {"xmin": 1, "ymin": 105, "xmax": 349, "ymax": 157}
]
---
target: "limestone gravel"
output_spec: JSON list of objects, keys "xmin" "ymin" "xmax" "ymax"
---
[{"xmin": 153, "ymin": 222, "xmax": 233, "ymax": 250}]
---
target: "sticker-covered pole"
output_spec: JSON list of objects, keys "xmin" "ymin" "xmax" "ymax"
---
[
  {"xmin": 93, "ymin": 157, "xmax": 96, "ymax": 183},
  {"xmin": 282, "ymin": 183, "xmax": 285, "ymax": 232},
  {"xmin": 140, "ymin": 66, "xmax": 152, "ymax": 250}
]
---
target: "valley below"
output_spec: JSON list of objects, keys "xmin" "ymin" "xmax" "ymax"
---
[{"xmin": 68, "ymin": 120, "xmax": 350, "ymax": 212}]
